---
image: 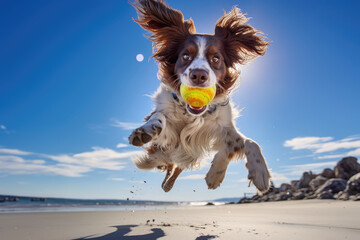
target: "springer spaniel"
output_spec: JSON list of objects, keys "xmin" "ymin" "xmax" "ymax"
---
[{"xmin": 129, "ymin": 0, "xmax": 271, "ymax": 193}]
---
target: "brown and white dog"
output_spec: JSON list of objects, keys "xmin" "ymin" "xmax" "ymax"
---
[{"xmin": 129, "ymin": 0, "xmax": 271, "ymax": 193}]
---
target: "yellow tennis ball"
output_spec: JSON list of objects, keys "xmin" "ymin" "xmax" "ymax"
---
[{"xmin": 180, "ymin": 84, "xmax": 216, "ymax": 108}]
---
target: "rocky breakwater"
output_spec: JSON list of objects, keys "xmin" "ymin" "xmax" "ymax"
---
[{"xmin": 239, "ymin": 157, "xmax": 360, "ymax": 203}]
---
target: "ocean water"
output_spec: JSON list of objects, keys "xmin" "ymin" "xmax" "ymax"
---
[{"xmin": 0, "ymin": 195, "xmax": 187, "ymax": 214}]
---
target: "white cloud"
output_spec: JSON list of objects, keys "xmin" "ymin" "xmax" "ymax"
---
[
  {"xmin": 47, "ymin": 147, "xmax": 142, "ymax": 171},
  {"xmin": 110, "ymin": 178, "xmax": 125, "ymax": 181},
  {"xmin": 0, "ymin": 155, "xmax": 90, "ymax": 177},
  {"xmin": 0, "ymin": 148, "xmax": 32, "ymax": 155},
  {"xmin": 316, "ymin": 154, "xmax": 346, "ymax": 160},
  {"xmin": 111, "ymin": 119, "xmax": 142, "ymax": 130},
  {"xmin": 116, "ymin": 143, "xmax": 128, "ymax": 148},
  {"xmin": 179, "ymin": 174, "xmax": 205, "ymax": 180},
  {"xmin": 284, "ymin": 136, "xmax": 333, "ymax": 151},
  {"xmin": 284, "ymin": 135, "xmax": 360, "ymax": 159},
  {"xmin": 0, "ymin": 146, "xmax": 143, "ymax": 177},
  {"xmin": 281, "ymin": 161, "xmax": 337, "ymax": 176},
  {"xmin": 0, "ymin": 125, "xmax": 6, "ymax": 130},
  {"xmin": 270, "ymin": 171, "xmax": 290, "ymax": 182},
  {"xmin": 348, "ymin": 148, "xmax": 360, "ymax": 156}
]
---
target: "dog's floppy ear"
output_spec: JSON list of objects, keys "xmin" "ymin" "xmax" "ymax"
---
[
  {"xmin": 215, "ymin": 8, "xmax": 269, "ymax": 66},
  {"xmin": 131, "ymin": 0, "xmax": 196, "ymax": 63}
]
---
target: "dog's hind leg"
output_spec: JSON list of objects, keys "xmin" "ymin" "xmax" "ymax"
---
[
  {"xmin": 205, "ymin": 151, "xmax": 230, "ymax": 189},
  {"xmin": 161, "ymin": 163, "xmax": 174, "ymax": 189},
  {"xmin": 244, "ymin": 139, "xmax": 271, "ymax": 193},
  {"xmin": 205, "ymin": 129, "xmax": 245, "ymax": 189},
  {"xmin": 162, "ymin": 165, "xmax": 183, "ymax": 192}
]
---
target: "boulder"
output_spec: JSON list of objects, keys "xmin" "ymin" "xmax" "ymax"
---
[
  {"xmin": 292, "ymin": 191, "xmax": 305, "ymax": 200},
  {"xmin": 334, "ymin": 157, "xmax": 360, "ymax": 180},
  {"xmin": 315, "ymin": 179, "xmax": 347, "ymax": 195},
  {"xmin": 309, "ymin": 176, "xmax": 327, "ymax": 191},
  {"xmin": 344, "ymin": 172, "xmax": 360, "ymax": 195},
  {"xmin": 334, "ymin": 191, "xmax": 349, "ymax": 200},
  {"xmin": 279, "ymin": 183, "xmax": 294, "ymax": 192},
  {"xmin": 238, "ymin": 198, "xmax": 252, "ymax": 204},
  {"xmin": 317, "ymin": 190, "xmax": 335, "ymax": 200},
  {"xmin": 299, "ymin": 171, "xmax": 317, "ymax": 188},
  {"xmin": 320, "ymin": 168, "xmax": 335, "ymax": 179},
  {"xmin": 299, "ymin": 187, "xmax": 313, "ymax": 194},
  {"xmin": 291, "ymin": 180, "xmax": 301, "ymax": 190},
  {"xmin": 274, "ymin": 191, "xmax": 292, "ymax": 201},
  {"xmin": 349, "ymin": 194, "xmax": 360, "ymax": 201}
]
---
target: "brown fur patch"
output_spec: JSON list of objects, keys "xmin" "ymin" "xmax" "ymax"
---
[
  {"xmin": 132, "ymin": 0, "xmax": 196, "ymax": 92},
  {"xmin": 214, "ymin": 7, "xmax": 270, "ymax": 95},
  {"xmin": 147, "ymin": 144, "xmax": 158, "ymax": 155},
  {"xmin": 144, "ymin": 110, "xmax": 155, "ymax": 121}
]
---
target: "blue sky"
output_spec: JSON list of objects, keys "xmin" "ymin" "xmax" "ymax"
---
[{"xmin": 1, "ymin": 0, "xmax": 360, "ymax": 201}]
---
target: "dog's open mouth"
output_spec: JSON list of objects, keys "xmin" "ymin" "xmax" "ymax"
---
[{"xmin": 187, "ymin": 104, "xmax": 207, "ymax": 115}]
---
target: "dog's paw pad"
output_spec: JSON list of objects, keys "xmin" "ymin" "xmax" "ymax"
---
[
  {"xmin": 141, "ymin": 132, "xmax": 152, "ymax": 143},
  {"xmin": 129, "ymin": 128, "xmax": 154, "ymax": 147},
  {"xmin": 131, "ymin": 135, "xmax": 143, "ymax": 147}
]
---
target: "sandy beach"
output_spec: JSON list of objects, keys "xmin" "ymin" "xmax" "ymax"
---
[{"xmin": 0, "ymin": 200, "xmax": 359, "ymax": 240}]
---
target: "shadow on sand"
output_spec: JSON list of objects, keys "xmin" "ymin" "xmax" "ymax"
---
[
  {"xmin": 72, "ymin": 225, "xmax": 165, "ymax": 240},
  {"xmin": 195, "ymin": 236, "xmax": 218, "ymax": 240}
]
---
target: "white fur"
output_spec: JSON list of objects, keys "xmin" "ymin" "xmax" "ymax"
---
[
  {"xmin": 129, "ymin": 85, "xmax": 271, "ymax": 191},
  {"xmin": 180, "ymin": 36, "xmax": 217, "ymax": 88}
]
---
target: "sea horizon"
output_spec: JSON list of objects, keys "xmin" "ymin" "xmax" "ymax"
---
[{"xmin": 0, "ymin": 194, "xmax": 229, "ymax": 214}]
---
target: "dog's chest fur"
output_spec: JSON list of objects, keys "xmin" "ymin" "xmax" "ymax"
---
[{"xmin": 150, "ymin": 85, "xmax": 235, "ymax": 168}]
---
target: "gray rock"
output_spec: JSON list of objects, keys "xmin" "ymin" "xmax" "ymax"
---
[
  {"xmin": 238, "ymin": 198, "xmax": 253, "ymax": 204},
  {"xmin": 336, "ymin": 191, "xmax": 350, "ymax": 201},
  {"xmin": 291, "ymin": 180, "xmax": 301, "ymax": 190},
  {"xmin": 309, "ymin": 176, "xmax": 327, "ymax": 191},
  {"xmin": 274, "ymin": 191, "xmax": 292, "ymax": 201},
  {"xmin": 299, "ymin": 187, "xmax": 313, "ymax": 194},
  {"xmin": 334, "ymin": 157, "xmax": 360, "ymax": 180},
  {"xmin": 279, "ymin": 183, "xmax": 293, "ymax": 192},
  {"xmin": 299, "ymin": 171, "xmax": 317, "ymax": 188},
  {"xmin": 344, "ymin": 172, "xmax": 360, "ymax": 195},
  {"xmin": 292, "ymin": 191, "xmax": 305, "ymax": 200},
  {"xmin": 321, "ymin": 168, "xmax": 335, "ymax": 179},
  {"xmin": 349, "ymin": 194, "xmax": 360, "ymax": 201},
  {"xmin": 315, "ymin": 178, "xmax": 347, "ymax": 195},
  {"xmin": 317, "ymin": 190, "xmax": 335, "ymax": 200}
]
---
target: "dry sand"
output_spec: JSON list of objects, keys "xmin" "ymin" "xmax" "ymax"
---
[{"xmin": 0, "ymin": 200, "xmax": 359, "ymax": 240}]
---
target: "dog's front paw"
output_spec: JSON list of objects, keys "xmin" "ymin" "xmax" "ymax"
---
[
  {"xmin": 129, "ymin": 121, "xmax": 162, "ymax": 147},
  {"xmin": 245, "ymin": 140, "xmax": 271, "ymax": 193},
  {"xmin": 205, "ymin": 168, "xmax": 226, "ymax": 190}
]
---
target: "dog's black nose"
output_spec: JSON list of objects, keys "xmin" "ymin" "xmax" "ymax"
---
[{"xmin": 189, "ymin": 69, "xmax": 208, "ymax": 85}]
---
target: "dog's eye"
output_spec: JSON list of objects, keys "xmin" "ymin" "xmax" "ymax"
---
[
  {"xmin": 183, "ymin": 54, "xmax": 191, "ymax": 61},
  {"xmin": 211, "ymin": 56, "xmax": 220, "ymax": 63}
]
